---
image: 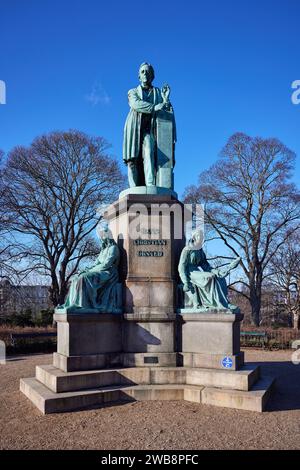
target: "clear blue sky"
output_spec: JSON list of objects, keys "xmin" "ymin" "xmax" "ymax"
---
[{"xmin": 1, "ymin": 0, "xmax": 300, "ymax": 198}]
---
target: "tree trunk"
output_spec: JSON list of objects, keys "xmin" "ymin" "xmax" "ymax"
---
[
  {"xmin": 250, "ymin": 295, "xmax": 260, "ymax": 326},
  {"xmin": 58, "ymin": 259, "xmax": 69, "ymax": 306},
  {"xmin": 249, "ymin": 282, "xmax": 262, "ymax": 326},
  {"xmin": 58, "ymin": 281, "xmax": 68, "ymax": 306},
  {"xmin": 49, "ymin": 271, "xmax": 60, "ymax": 307}
]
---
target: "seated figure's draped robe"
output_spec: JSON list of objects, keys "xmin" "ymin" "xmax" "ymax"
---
[
  {"xmin": 63, "ymin": 243, "xmax": 119, "ymax": 311},
  {"xmin": 178, "ymin": 247, "xmax": 229, "ymax": 309}
]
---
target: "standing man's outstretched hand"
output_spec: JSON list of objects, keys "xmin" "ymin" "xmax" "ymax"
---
[{"xmin": 161, "ymin": 84, "xmax": 171, "ymax": 102}]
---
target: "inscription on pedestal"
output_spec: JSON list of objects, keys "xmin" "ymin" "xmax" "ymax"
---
[
  {"xmin": 138, "ymin": 251, "xmax": 164, "ymax": 257},
  {"xmin": 133, "ymin": 228, "xmax": 168, "ymax": 258},
  {"xmin": 134, "ymin": 239, "xmax": 167, "ymax": 257}
]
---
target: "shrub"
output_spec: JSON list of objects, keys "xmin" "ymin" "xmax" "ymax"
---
[
  {"xmin": 7, "ymin": 309, "xmax": 34, "ymax": 327},
  {"xmin": 35, "ymin": 309, "xmax": 54, "ymax": 327}
]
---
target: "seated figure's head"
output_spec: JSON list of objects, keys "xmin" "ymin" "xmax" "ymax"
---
[
  {"xmin": 187, "ymin": 229, "xmax": 204, "ymax": 250},
  {"xmin": 138, "ymin": 62, "xmax": 155, "ymax": 87},
  {"xmin": 97, "ymin": 223, "xmax": 115, "ymax": 247}
]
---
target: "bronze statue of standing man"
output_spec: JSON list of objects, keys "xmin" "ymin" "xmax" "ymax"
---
[{"xmin": 123, "ymin": 62, "xmax": 176, "ymax": 189}]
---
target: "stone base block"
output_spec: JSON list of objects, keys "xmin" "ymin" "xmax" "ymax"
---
[
  {"xmin": 178, "ymin": 351, "xmax": 244, "ymax": 370},
  {"xmin": 124, "ymin": 280, "xmax": 175, "ymax": 316},
  {"xmin": 53, "ymin": 352, "xmax": 123, "ymax": 372},
  {"xmin": 123, "ymin": 314, "xmax": 176, "ymax": 353},
  {"xmin": 53, "ymin": 351, "xmax": 177, "ymax": 372},
  {"xmin": 53, "ymin": 351, "xmax": 244, "ymax": 372},
  {"xmin": 54, "ymin": 313, "xmax": 122, "ymax": 357},
  {"xmin": 178, "ymin": 312, "xmax": 243, "ymax": 357},
  {"xmin": 201, "ymin": 376, "xmax": 275, "ymax": 412}
]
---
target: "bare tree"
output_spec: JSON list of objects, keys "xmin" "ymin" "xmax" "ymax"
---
[
  {"xmin": 1, "ymin": 130, "xmax": 125, "ymax": 306},
  {"xmin": 266, "ymin": 234, "xmax": 300, "ymax": 330},
  {"xmin": 184, "ymin": 132, "xmax": 300, "ymax": 325}
]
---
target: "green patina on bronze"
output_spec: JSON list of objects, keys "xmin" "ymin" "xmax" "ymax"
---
[
  {"xmin": 178, "ymin": 230, "xmax": 241, "ymax": 312},
  {"xmin": 56, "ymin": 229, "xmax": 121, "ymax": 314},
  {"xmin": 123, "ymin": 62, "xmax": 176, "ymax": 190}
]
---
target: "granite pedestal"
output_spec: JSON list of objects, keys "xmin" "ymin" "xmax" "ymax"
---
[{"xmin": 177, "ymin": 311, "xmax": 244, "ymax": 370}]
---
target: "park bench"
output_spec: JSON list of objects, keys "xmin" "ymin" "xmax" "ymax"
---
[
  {"xmin": 240, "ymin": 331, "xmax": 268, "ymax": 348},
  {"xmin": 10, "ymin": 332, "xmax": 57, "ymax": 347}
]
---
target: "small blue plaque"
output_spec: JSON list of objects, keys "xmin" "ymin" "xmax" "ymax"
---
[{"xmin": 221, "ymin": 356, "xmax": 233, "ymax": 369}]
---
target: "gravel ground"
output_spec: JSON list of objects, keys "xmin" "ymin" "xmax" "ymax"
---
[{"xmin": 0, "ymin": 349, "xmax": 299, "ymax": 450}]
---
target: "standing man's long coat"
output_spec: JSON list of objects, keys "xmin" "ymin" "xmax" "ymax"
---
[{"xmin": 123, "ymin": 85, "xmax": 163, "ymax": 163}]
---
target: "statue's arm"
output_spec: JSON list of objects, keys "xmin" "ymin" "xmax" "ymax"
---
[
  {"xmin": 213, "ymin": 256, "xmax": 241, "ymax": 278},
  {"xmin": 178, "ymin": 248, "xmax": 191, "ymax": 288},
  {"xmin": 128, "ymin": 89, "xmax": 154, "ymax": 114}
]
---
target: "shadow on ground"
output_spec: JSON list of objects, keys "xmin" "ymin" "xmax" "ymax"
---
[{"xmin": 247, "ymin": 359, "xmax": 300, "ymax": 411}]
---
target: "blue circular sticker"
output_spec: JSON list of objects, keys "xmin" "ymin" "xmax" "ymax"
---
[{"xmin": 221, "ymin": 356, "xmax": 233, "ymax": 369}]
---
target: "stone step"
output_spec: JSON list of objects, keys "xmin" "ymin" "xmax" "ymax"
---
[
  {"xmin": 186, "ymin": 365, "xmax": 260, "ymax": 391},
  {"xmin": 20, "ymin": 375, "xmax": 273, "ymax": 414},
  {"xmin": 121, "ymin": 384, "xmax": 196, "ymax": 402},
  {"xmin": 35, "ymin": 365, "xmax": 151, "ymax": 393},
  {"xmin": 21, "ymin": 378, "xmax": 198, "ymax": 413},
  {"xmin": 201, "ymin": 376, "xmax": 275, "ymax": 412},
  {"xmin": 36, "ymin": 364, "xmax": 260, "ymax": 393},
  {"xmin": 20, "ymin": 377, "xmax": 129, "ymax": 414}
]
